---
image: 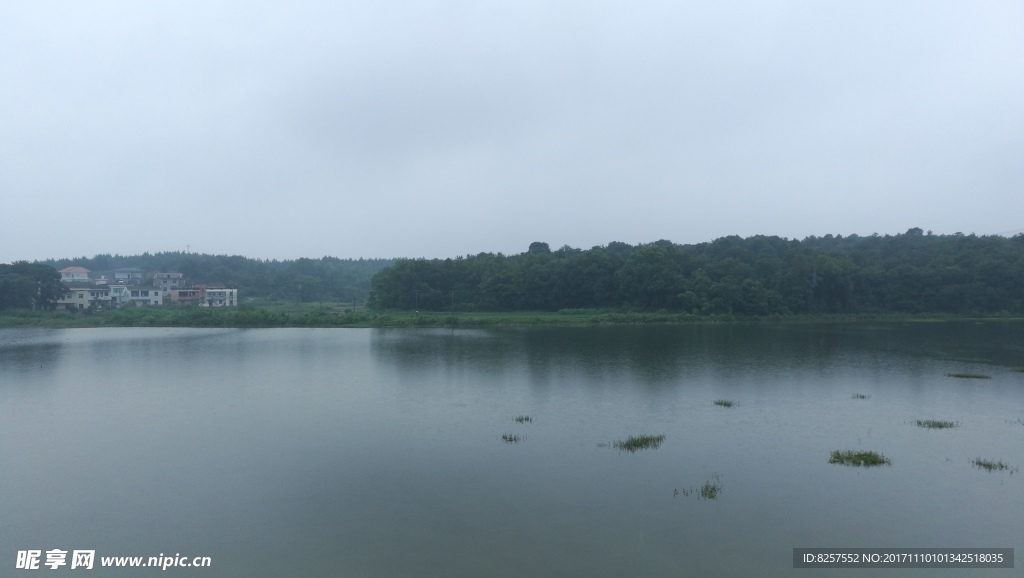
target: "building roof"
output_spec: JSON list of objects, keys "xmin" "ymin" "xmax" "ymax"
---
[{"xmin": 59, "ymin": 266, "xmax": 90, "ymax": 273}]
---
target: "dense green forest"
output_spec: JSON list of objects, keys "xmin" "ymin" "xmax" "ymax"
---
[
  {"xmin": 0, "ymin": 262, "xmax": 63, "ymax": 310},
  {"xmin": 43, "ymin": 253, "xmax": 395, "ymax": 304},
  {"xmin": 369, "ymin": 229, "xmax": 1024, "ymax": 316}
]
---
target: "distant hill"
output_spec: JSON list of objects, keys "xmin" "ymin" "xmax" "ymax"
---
[
  {"xmin": 368, "ymin": 230, "xmax": 1024, "ymax": 316},
  {"xmin": 43, "ymin": 253, "xmax": 396, "ymax": 303}
]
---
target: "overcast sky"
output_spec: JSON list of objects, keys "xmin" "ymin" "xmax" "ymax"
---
[{"xmin": 2, "ymin": 1, "xmax": 1022, "ymax": 263}]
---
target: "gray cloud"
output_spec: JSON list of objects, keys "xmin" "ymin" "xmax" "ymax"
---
[{"xmin": 2, "ymin": 1, "xmax": 1022, "ymax": 262}]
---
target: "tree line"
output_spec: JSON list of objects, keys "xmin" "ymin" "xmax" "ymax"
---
[
  {"xmin": 8, "ymin": 230, "xmax": 1023, "ymax": 316},
  {"xmin": 368, "ymin": 229, "xmax": 1024, "ymax": 316}
]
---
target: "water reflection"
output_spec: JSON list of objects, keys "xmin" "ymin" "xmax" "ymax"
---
[{"xmin": 372, "ymin": 322, "xmax": 1024, "ymax": 386}]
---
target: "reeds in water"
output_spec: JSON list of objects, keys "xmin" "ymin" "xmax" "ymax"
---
[
  {"xmin": 613, "ymin": 434, "xmax": 665, "ymax": 453},
  {"xmin": 914, "ymin": 420, "xmax": 959, "ymax": 429},
  {"xmin": 829, "ymin": 450, "xmax": 891, "ymax": 467},
  {"xmin": 971, "ymin": 458, "xmax": 1016, "ymax": 472}
]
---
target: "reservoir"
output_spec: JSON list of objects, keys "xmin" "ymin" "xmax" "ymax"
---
[{"xmin": 2, "ymin": 323, "xmax": 1022, "ymax": 576}]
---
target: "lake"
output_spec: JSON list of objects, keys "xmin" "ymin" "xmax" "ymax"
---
[{"xmin": 2, "ymin": 323, "xmax": 1022, "ymax": 576}]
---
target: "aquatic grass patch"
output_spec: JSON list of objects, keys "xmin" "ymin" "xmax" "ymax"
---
[
  {"xmin": 501, "ymin": 434, "xmax": 521, "ymax": 443},
  {"xmin": 829, "ymin": 450, "xmax": 891, "ymax": 467},
  {"xmin": 699, "ymin": 479, "xmax": 723, "ymax": 500},
  {"xmin": 971, "ymin": 458, "xmax": 1017, "ymax": 473},
  {"xmin": 852, "ymin": 393, "xmax": 869, "ymax": 399},
  {"xmin": 947, "ymin": 373, "xmax": 991, "ymax": 379},
  {"xmin": 713, "ymin": 400, "xmax": 734, "ymax": 408},
  {"xmin": 513, "ymin": 415, "xmax": 533, "ymax": 423},
  {"xmin": 914, "ymin": 420, "xmax": 960, "ymax": 429},
  {"xmin": 613, "ymin": 434, "xmax": 665, "ymax": 453},
  {"xmin": 676, "ymin": 474, "xmax": 723, "ymax": 501}
]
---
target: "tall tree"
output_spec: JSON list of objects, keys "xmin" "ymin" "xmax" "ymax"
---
[{"xmin": 0, "ymin": 262, "xmax": 63, "ymax": 309}]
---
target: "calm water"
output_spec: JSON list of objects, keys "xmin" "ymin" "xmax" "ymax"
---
[{"xmin": 2, "ymin": 323, "xmax": 1022, "ymax": 576}]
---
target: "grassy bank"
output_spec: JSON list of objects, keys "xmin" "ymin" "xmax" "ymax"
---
[{"xmin": 2, "ymin": 305, "xmax": 1023, "ymax": 329}]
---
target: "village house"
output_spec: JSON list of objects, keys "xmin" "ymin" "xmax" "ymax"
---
[
  {"xmin": 127, "ymin": 287, "xmax": 164, "ymax": 306},
  {"xmin": 169, "ymin": 286, "xmax": 204, "ymax": 305},
  {"xmin": 57, "ymin": 285, "xmax": 114, "ymax": 310},
  {"xmin": 109, "ymin": 285, "xmax": 130, "ymax": 305},
  {"xmin": 152, "ymin": 272, "xmax": 185, "ymax": 290},
  {"xmin": 113, "ymin": 267, "xmax": 145, "ymax": 285},
  {"xmin": 59, "ymin": 266, "xmax": 91, "ymax": 283},
  {"xmin": 203, "ymin": 287, "xmax": 238, "ymax": 307}
]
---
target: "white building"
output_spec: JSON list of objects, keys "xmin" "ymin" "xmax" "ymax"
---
[
  {"xmin": 203, "ymin": 288, "xmax": 238, "ymax": 307},
  {"xmin": 127, "ymin": 287, "xmax": 164, "ymax": 306},
  {"xmin": 109, "ymin": 285, "xmax": 130, "ymax": 305},
  {"xmin": 59, "ymin": 266, "xmax": 91, "ymax": 283},
  {"xmin": 58, "ymin": 286, "xmax": 113, "ymax": 310}
]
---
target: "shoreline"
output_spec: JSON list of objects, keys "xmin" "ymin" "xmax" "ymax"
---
[{"xmin": 2, "ymin": 307, "xmax": 1022, "ymax": 329}]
